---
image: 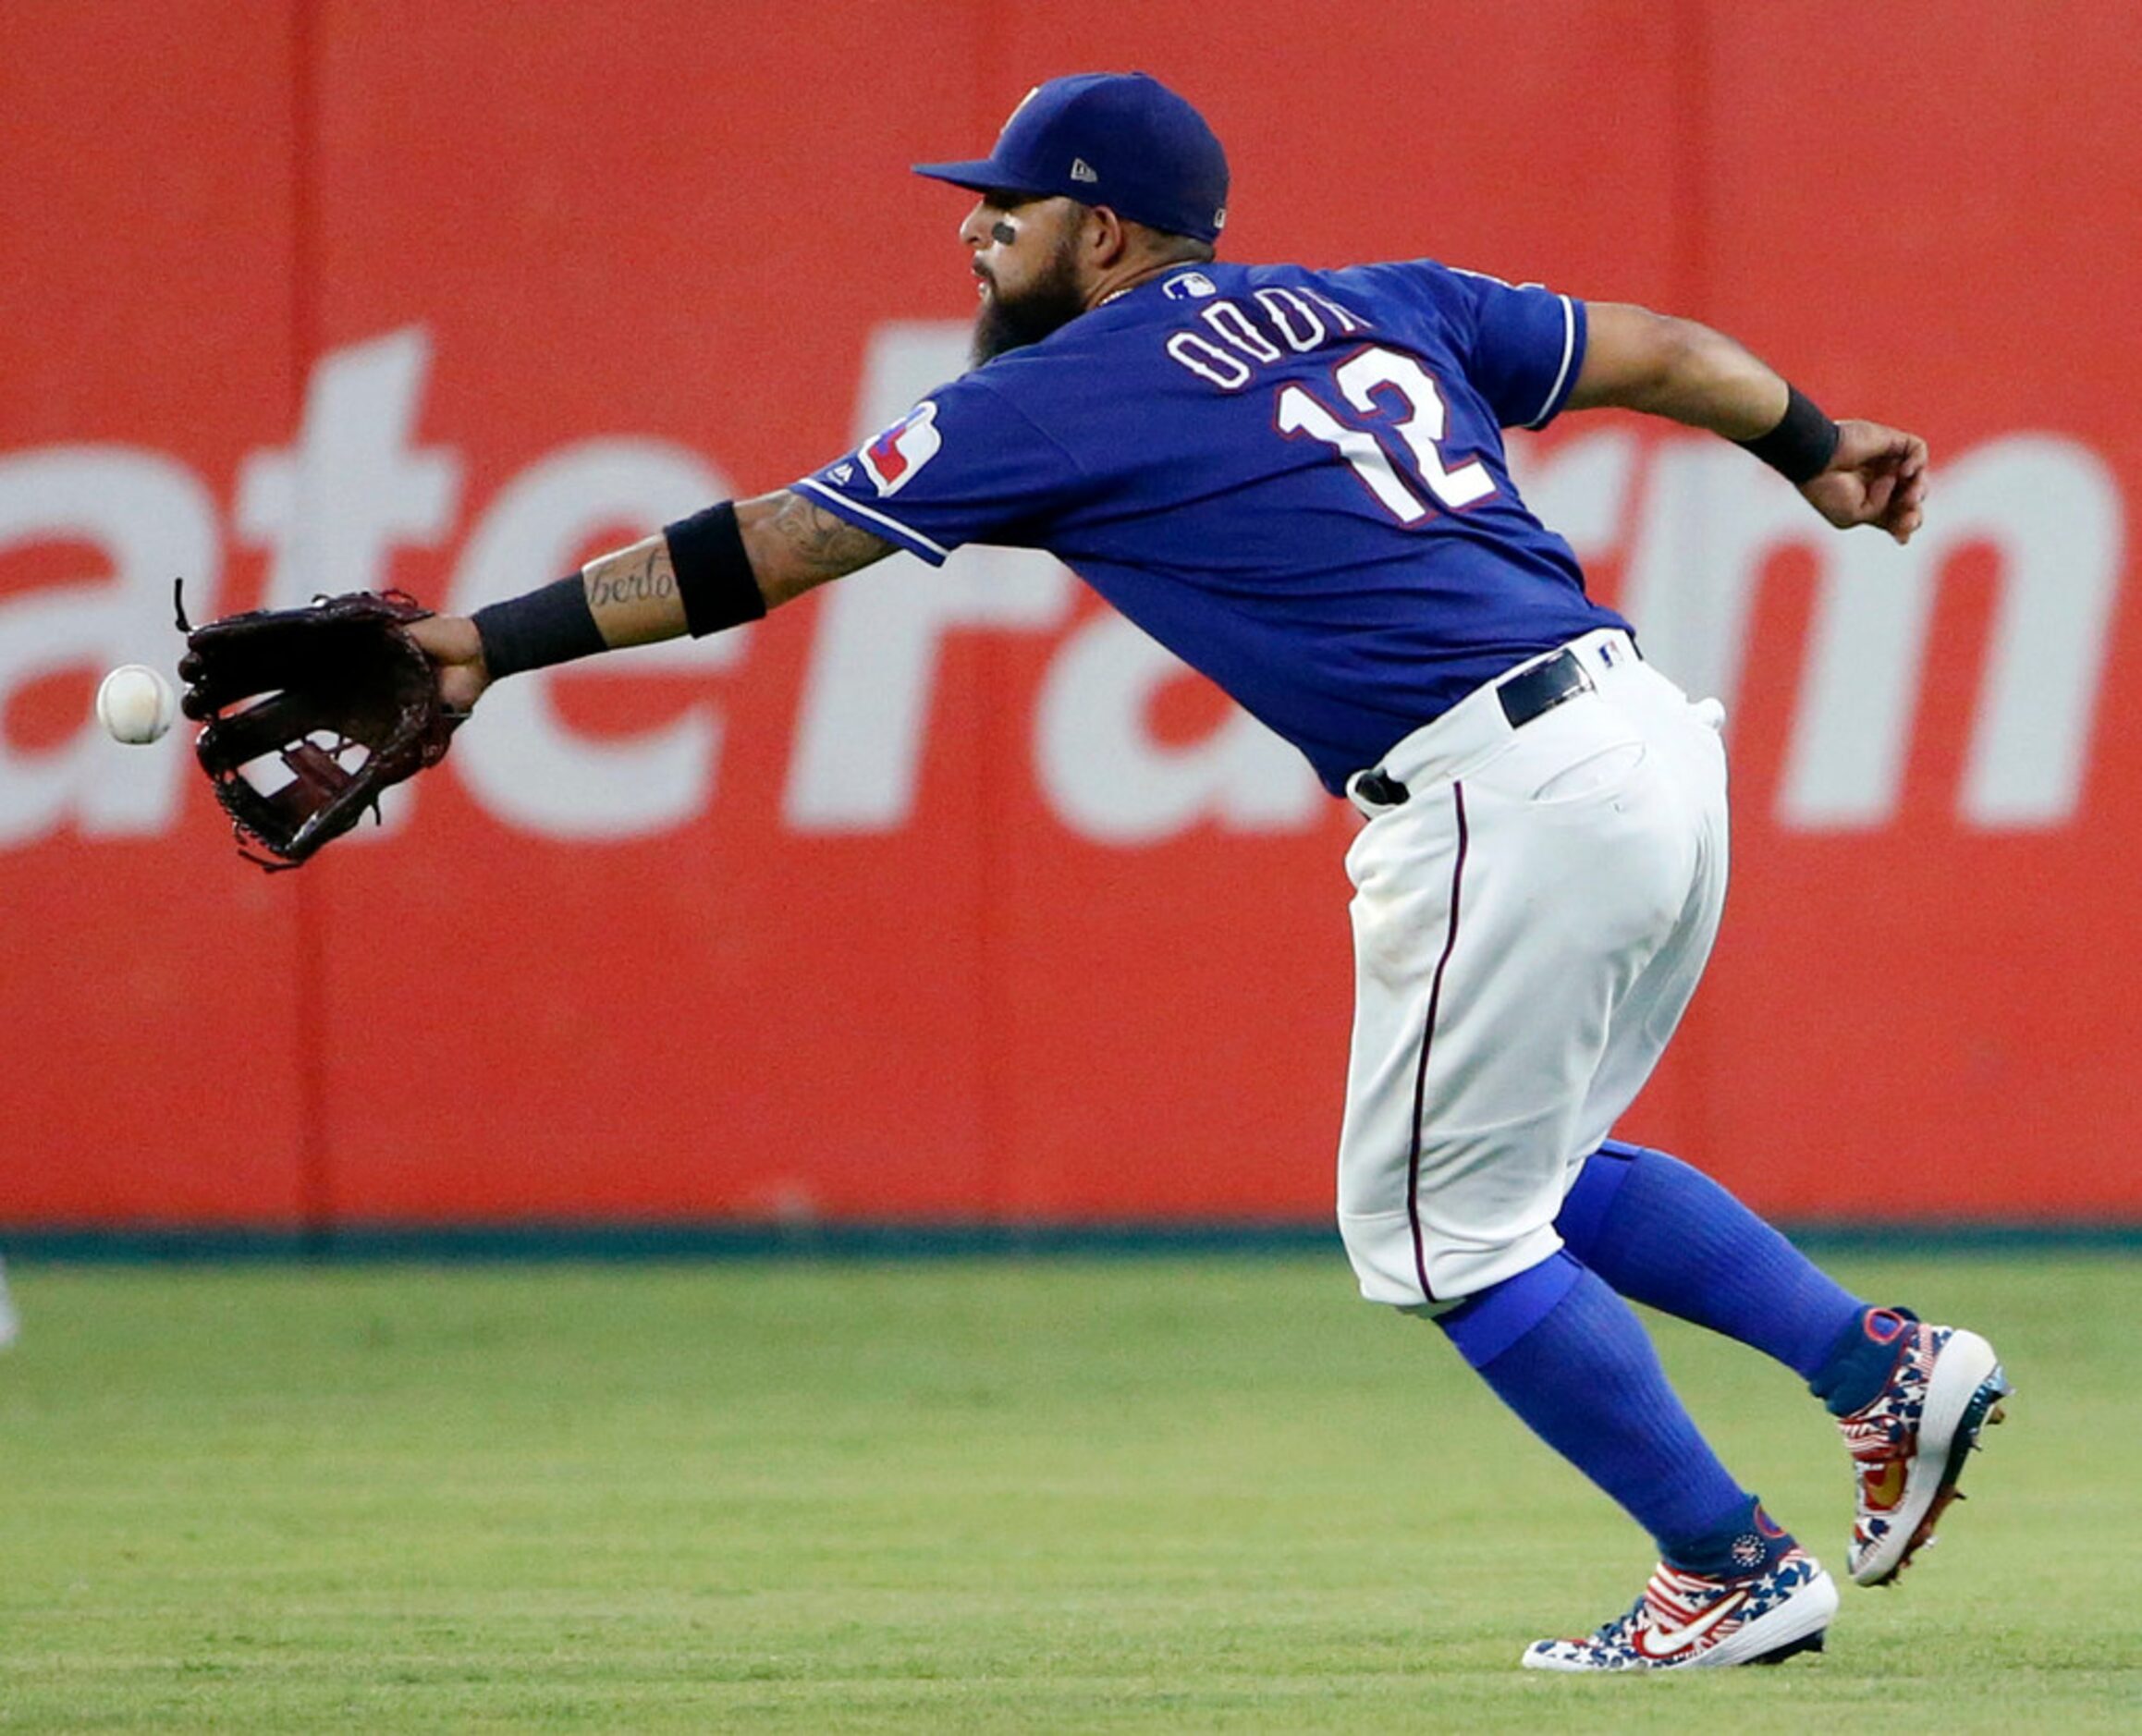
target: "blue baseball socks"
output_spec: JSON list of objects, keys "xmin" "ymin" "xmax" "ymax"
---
[
  {"xmin": 1432, "ymin": 1144, "xmax": 1915, "ymax": 1570},
  {"xmin": 1556, "ymin": 1140, "xmax": 1876, "ymax": 1389},
  {"xmin": 1438, "ymin": 1252, "xmax": 1793, "ymax": 1575}
]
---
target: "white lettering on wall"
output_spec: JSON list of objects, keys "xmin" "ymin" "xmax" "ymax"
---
[
  {"xmin": 0, "ymin": 447, "xmax": 216, "ymax": 841},
  {"xmin": 1782, "ymin": 435, "xmax": 2119, "ymax": 829},
  {"xmin": 449, "ymin": 439, "xmax": 742, "ymax": 837},
  {"xmin": 1034, "ymin": 610, "xmax": 1322, "ymax": 843},
  {"xmin": 236, "ymin": 327, "xmax": 460, "ymax": 607},
  {"xmin": 1518, "ymin": 431, "xmax": 2124, "ymax": 830},
  {"xmin": 0, "ymin": 325, "xmax": 2125, "ymax": 850}
]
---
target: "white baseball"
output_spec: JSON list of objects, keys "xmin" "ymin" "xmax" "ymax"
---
[{"xmin": 95, "ymin": 665, "xmax": 177, "ymax": 745}]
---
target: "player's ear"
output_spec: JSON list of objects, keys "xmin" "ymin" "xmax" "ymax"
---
[{"xmin": 1084, "ymin": 203, "xmax": 1131, "ymax": 268}]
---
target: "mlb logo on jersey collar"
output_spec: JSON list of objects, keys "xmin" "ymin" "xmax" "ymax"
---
[{"xmin": 1163, "ymin": 272, "xmax": 1218, "ymax": 300}]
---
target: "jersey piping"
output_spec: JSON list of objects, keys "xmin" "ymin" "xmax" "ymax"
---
[{"xmin": 1526, "ymin": 296, "xmax": 1581, "ymax": 429}]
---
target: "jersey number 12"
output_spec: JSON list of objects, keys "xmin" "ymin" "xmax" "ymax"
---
[{"xmin": 1277, "ymin": 346, "xmax": 1495, "ymax": 522}]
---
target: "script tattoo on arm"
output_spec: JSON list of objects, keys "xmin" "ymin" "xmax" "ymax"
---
[
  {"xmin": 737, "ymin": 488, "xmax": 897, "ymax": 605},
  {"xmin": 581, "ymin": 535, "xmax": 685, "ymax": 648},
  {"xmin": 587, "ymin": 544, "xmax": 675, "ymax": 611}
]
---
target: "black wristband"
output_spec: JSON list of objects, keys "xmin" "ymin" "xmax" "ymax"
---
[
  {"xmin": 664, "ymin": 501, "xmax": 766, "ymax": 637},
  {"xmin": 471, "ymin": 574, "xmax": 606, "ymax": 679},
  {"xmin": 1736, "ymin": 385, "xmax": 1841, "ymax": 485}
]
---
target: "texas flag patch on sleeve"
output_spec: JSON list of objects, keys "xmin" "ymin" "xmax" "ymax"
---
[{"xmin": 860, "ymin": 401, "xmax": 942, "ymax": 496}]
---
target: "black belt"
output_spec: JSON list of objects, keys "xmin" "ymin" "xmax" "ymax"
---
[
  {"xmin": 1353, "ymin": 647, "xmax": 1598, "ymax": 808},
  {"xmin": 1496, "ymin": 644, "xmax": 1595, "ymax": 730}
]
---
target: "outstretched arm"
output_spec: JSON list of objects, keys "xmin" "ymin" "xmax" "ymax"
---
[
  {"xmin": 1567, "ymin": 302, "xmax": 1928, "ymax": 544},
  {"xmin": 408, "ymin": 488, "xmax": 895, "ymax": 710}
]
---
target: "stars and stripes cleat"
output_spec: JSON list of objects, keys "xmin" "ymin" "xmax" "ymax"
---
[
  {"xmin": 1521, "ymin": 1547, "xmax": 1838, "ymax": 1671},
  {"xmin": 1840, "ymin": 1315, "xmax": 2011, "ymax": 1586}
]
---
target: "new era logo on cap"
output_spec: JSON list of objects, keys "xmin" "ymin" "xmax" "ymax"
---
[{"xmin": 1070, "ymin": 157, "xmax": 1098, "ymax": 183}]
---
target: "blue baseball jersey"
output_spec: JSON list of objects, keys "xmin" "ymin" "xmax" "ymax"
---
[{"xmin": 798, "ymin": 259, "xmax": 1628, "ymax": 794}]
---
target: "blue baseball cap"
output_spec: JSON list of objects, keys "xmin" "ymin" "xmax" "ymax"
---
[{"xmin": 913, "ymin": 72, "xmax": 1230, "ymax": 243}]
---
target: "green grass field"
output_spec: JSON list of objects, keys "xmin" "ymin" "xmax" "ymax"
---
[{"xmin": 1, "ymin": 1252, "xmax": 2135, "ymax": 1731}]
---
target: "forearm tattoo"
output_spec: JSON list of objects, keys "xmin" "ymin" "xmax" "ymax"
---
[{"xmin": 769, "ymin": 490, "xmax": 894, "ymax": 579}]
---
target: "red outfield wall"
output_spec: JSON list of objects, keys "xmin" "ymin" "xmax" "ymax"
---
[{"xmin": 5, "ymin": 2, "xmax": 2138, "ymax": 1230}]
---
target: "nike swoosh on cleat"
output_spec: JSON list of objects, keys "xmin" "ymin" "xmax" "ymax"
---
[{"xmin": 1632, "ymin": 1589, "xmax": 1751, "ymax": 1660}]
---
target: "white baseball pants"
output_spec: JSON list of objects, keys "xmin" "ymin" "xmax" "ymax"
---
[{"xmin": 1336, "ymin": 630, "xmax": 1730, "ymax": 1307}]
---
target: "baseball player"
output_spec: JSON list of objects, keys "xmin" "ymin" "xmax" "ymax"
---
[{"xmin": 408, "ymin": 73, "xmax": 2009, "ymax": 1669}]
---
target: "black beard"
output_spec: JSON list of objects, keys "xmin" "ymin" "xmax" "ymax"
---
[{"xmin": 970, "ymin": 239, "xmax": 1087, "ymax": 366}]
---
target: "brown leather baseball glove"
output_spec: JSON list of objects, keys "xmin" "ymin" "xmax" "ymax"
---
[{"xmin": 176, "ymin": 585, "xmax": 462, "ymax": 870}]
